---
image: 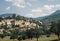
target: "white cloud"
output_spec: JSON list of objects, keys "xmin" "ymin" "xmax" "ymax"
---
[
  {"xmin": 27, "ymin": 5, "xmax": 55, "ymax": 18},
  {"xmin": 32, "ymin": 5, "xmax": 55, "ymax": 13},
  {"xmin": 25, "ymin": 14, "xmax": 34, "ymax": 17},
  {"xmin": 5, "ymin": 0, "xmax": 26, "ymax": 8},
  {"xmin": 48, "ymin": 0, "xmax": 55, "ymax": 1},
  {"xmin": 5, "ymin": 0, "xmax": 12, "ymax": 2},
  {"xmin": 26, "ymin": 12, "xmax": 49, "ymax": 18},
  {"xmin": 30, "ymin": 0, "xmax": 38, "ymax": 2},
  {"xmin": 5, "ymin": 0, "xmax": 38, "ymax": 8},
  {"xmin": 43, "ymin": 5, "xmax": 55, "ymax": 13},
  {"xmin": 55, "ymin": 4, "xmax": 60, "ymax": 7},
  {"xmin": 6, "ymin": 7, "xmax": 10, "ymax": 10},
  {"xmin": 43, "ymin": 5, "xmax": 55, "ymax": 10},
  {"xmin": 5, "ymin": 0, "xmax": 60, "ymax": 18},
  {"xmin": 32, "ymin": 8, "xmax": 42, "ymax": 13}
]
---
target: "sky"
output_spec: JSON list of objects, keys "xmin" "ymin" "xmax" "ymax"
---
[{"xmin": 0, "ymin": 0, "xmax": 60, "ymax": 18}]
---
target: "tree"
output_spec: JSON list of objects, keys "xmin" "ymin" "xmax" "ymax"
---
[
  {"xmin": 0, "ymin": 17, "xmax": 3, "ymax": 22},
  {"xmin": 12, "ymin": 14, "xmax": 16, "ymax": 19},
  {"xmin": 56, "ymin": 21, "xmax": 60, "ymax": 39},
  {"xmin": 34, "ymin": 28, "xmax": 42, "ymax": 41},
  {"xmin": 26, "ymin": 27, "xmax": 43, "ymax": 41},
  {"xmin": 17, "ymin": 30, "xmax": 28, "ymax": 41},
  {"xmin": 11, "ymin": 20, "xmax": 15, "ymax": 28},
  {"xmin": 18, "ymin": 36, "xmax": 22, "ymax": 41},
  {"xmin": 45, "ymin": 29, "xmax": 51, "ymax": 37},
  {"xmin": 26, "ymin": 28, "xmax": 34, "ymax": 40},
  {"xmin": 0, "ymin": 34, "xmax": 6, "ymax": 41},
  {"xmin": 50, "ymin": 21, "xmax": 60, "ymax": 40},
  {"xmin": 10, "ymin": 29, "xmax": 19, "ymax": 41},
  {"xmin": 10, "ymin": 34, "xmax": 18, "ymax": 41},
  {"xmin": 21, "ymin": 31, "xmax": 27, "ymax": 40}
]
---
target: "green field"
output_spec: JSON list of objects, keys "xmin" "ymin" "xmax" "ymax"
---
[{"xmin": 0, "ymin": 35, "xmax": 58, "ymax": 41}]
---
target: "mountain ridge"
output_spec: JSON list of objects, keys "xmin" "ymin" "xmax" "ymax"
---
[
  {"xmin": 41, "ymin": 10, "xmax": 60, "ymax": 25},
  {"xmin": 34, "ymin": 10, "xmax": 60, "ymax": 21}
]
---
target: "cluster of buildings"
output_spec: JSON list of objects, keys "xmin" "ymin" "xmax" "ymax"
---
[
  {"xmin": 0, "ymin": 19, "xmax": 39, "ymax": 32},
  {"xmin": 0, "ymin": 15, "xmax": 43, "ymax": 33}
]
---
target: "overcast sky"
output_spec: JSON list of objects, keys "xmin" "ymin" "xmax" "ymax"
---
[{"xmin": 0, "ymin": 0, "xmax": 60, "ymax": 18}]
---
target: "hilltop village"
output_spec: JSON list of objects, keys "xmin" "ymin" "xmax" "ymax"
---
[{"xmin": 0, "ymin": 14, "xmax": 42, "ymax": 34}]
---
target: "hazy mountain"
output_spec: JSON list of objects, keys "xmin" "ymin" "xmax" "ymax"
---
[
  {"xmin": 0, "ymin": 13, "xmax": 32, "ymax": 19},
  {"xmin": 0, "ymin": 13, "xmax": 14, "ymax": 17},
  {"xmin": 43, "ymin": 10, "xmax": 60, "ymax": 20},
  {"xmin": 41, "ymin": 10, "xmax": 60, "ymax": 25},
  {"xmin": 0, "ymin": 13, "xmax": 33, "ymax": 22},
  {"xmin": 34, "ymin": 10, "xmax": 60, "ymax": 21},
  {"xmin": 34, "ymin": 16, "xmax": 47, "ymax": 21}
]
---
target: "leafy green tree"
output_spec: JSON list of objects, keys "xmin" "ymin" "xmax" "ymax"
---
[
  {"xmin": 45, "ymin": 29, "xmax": 51, "ymax": 37},
  {"xmin": 0, "ymin": 17, "xmax": 3, "ymax": 22},
  {"xmin": 26, "ymin": 28, "xmax": 43, "ymax": 41},
  {"xmin": 11, "ymin": 20, "xmax": 15, "ymax": 28},
  {"xmin": 21, "ymin": 31, "xmax": 27, "ymax": 40},
  {"xmin": 12, "ymin": 14, "xmax": 16, "ymax": 19},
  {"xmin": 10, "ymin": 29, "xmax": 20, "ymax": 41},
  {"xmin": 10, "ymin": 34, "xmax": 18, "ymax": 41},
  {"xmin": 18, "ymin": 36, "xmax": 22, "ymax": 41},
  {"xmin": 56, "ymin": 21, "xmax": 60, "ymax": 39},
  {"xmin": 0, "ymin": 34, "xmax": 6, "ymax": 41},
  {"xmin": 1, "ymin": 24, "xmax": 8, "ymax": 30},
  {"xmin": 34, "ymin": 28, "xmax": 42, "ymax": 41},
  {"xmin": 17, "ymin": 30, "xmax": 27, "ymax": 41},
  {"xmin": 50, "ymin": 21, "xmax": 60, "ymax": 40},
  {"xmin": 26, "ymin": 28, "xmax": 34, "ymax": 40}
]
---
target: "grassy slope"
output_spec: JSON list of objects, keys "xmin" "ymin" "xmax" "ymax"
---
[{"xmin": 0, "ymin": 35, "xmax": 58, "ymax": 41}]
